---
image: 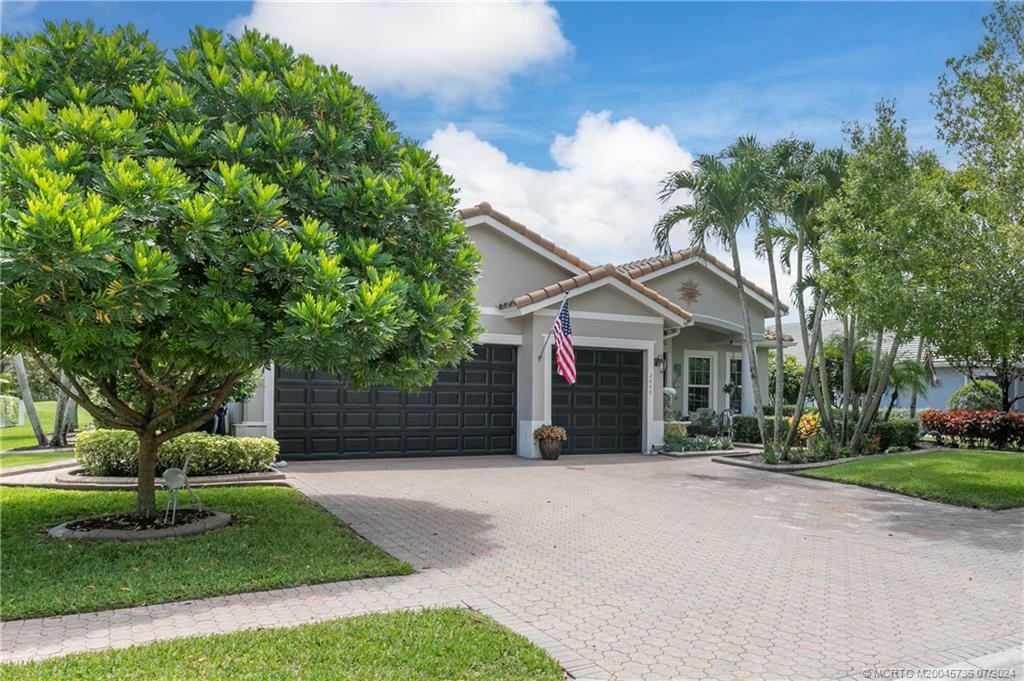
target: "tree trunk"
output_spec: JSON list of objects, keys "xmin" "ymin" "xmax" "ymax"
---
[
  {"xmin": 786, "ymin": 287, "xmax": 828, "ymax": 449},
  {"xmin": 50, "ymin": 373, "xmax": 69, "ymax": 447},
  {"xmin": 883, "ymin": 389, "xmax": 897, "ymax": 421},
  {"xmin": 909, "ymin": 337, "xmax": 925, "ymax": 419},
  {"xmin": 762, "ymin": 231, "xmax": 786, "ymax": 455},
  {"xmin": 13, "ymin": 354, "xmax": 46, "ymax": 446},
  {"xmin": 728, "ymin": 234, "xmax": 768, "ymax": 445},
  {"xmin": 135, "ymin": 432, "xmax": 159, "ymax": 518},
  {"xmin": 840, "ymin": 315, "xmax": 855, "ymax": 444},
  {"xmin": 850, "ymin": 334, "xmax": 903, "ymax": 453}
]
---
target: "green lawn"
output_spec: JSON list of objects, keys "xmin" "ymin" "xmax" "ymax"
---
[
  {"xmin": 0, "ymin": 608, "xmax": 562, "ymax": 680},
  {"xmin": 0, "ymin": 401, "xmax": 93, "ymax": 452},
  {"xmin": 0, "ymin": 486, "xmax": 412, "ymax": 620},
  {"xmin": 798, "ymin": 450, "xmax": 1024, "ymax": 510},
  {"xmin": 0, "ymin": 452, "xmax": 74, "ymax": 470}
]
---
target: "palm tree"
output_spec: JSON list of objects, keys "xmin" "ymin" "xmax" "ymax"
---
[
  {"xmin": 653, "ymin": 148, "xmax": 771, "ymax": 445},
  {"xmin": 777, "ymin": 147, "xmax": 848, "ymax": 448},
  {"xmin": 882, "ymin": 359, "xmax": 929, "ymax": 421}
]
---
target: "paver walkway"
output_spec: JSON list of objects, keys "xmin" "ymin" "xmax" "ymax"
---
[{"xmin": 3, "ymin": 455, "xmax": 1022, "ymax": 679}]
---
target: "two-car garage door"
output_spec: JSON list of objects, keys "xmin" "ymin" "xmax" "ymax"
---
[
  {"xmin": 274, "ymin": 344, "xmax": 516, "ymax": 459},
  {"xmin": 274, "ymin": 344, "xmax": 645, "ymax": 459}
]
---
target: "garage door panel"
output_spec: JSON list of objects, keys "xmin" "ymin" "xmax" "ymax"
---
[
  {"xmin": 553, "ymin": 348, "xmax": 643, "ymax": 455},
  {"xmin": 275, "ymin": 344, "xmax": 516, "ymax": 459}
]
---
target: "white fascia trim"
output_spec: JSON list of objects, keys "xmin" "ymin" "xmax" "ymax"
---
[
  {"xmin": 635, "ymin": 257, "xmax": 777, "ymax": 314},
  {"xmin": 479, "ymin": 306, "xmax": 504, "ymax": 316},
  {"xmin": 479, "ymin": 333, "xmax": 523, "ymax": 346},
  {"xmin": 543, "ymin": 335, "xmax": 658, "ymax": 454},
  {"xmin": 691, "ymin": 313, "xmax": 745, "ymax": 334},
  {"xmin": 535, "ymin": 308, "xmax": 663, "ymax": 325},
  {"xmin": 507, "ymin": 277, "xmax": 691, "ymax": 328},
  {"xmin": 463, "ymin": 214, "xmax": 586, "ymax": 276}
]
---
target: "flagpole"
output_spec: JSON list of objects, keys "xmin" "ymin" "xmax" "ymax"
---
[{"xmin": 537, "ymin": 293, "xmax": 569, "ymax": 361}]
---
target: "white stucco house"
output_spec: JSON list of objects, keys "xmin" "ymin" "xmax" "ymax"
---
[{"xmin": 235, "ymin": 203, "xmax": 789, "ymax": 459}]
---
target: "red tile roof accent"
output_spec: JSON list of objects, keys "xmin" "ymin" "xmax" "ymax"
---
[
  {"xmin": 459, "ymin": 202, "xmax": 595, "ymax": 272},
  {"xmin": 498, "ymin": 263, "xmax": 693, "ymax": 322}
]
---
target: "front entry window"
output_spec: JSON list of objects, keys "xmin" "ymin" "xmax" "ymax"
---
[
  {"xmin": 728, "ymin": 356, "xmax": 743, "ymax": 408},
  {"xmin": 687, "ymin": 356, "xmax": 712, "ymax": 411}
]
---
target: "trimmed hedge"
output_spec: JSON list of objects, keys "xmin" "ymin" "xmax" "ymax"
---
[
  {"xmin": 733, "ymin": 415, "xmax": 775, "ymax": 444},
  {"xmin": 947, "ymin": 380, "xmax": 1002, "ymax": 411},
  {"xmin": 921, "ymin": 409, "xmax": 1024, "ymax": 450},
  {"xmin": 75, "ymin": 430, "xmax": 278, "ymax": 477},
  {"xmin": 867, "ymin": 418, "xmax": 920, "ymax": 451},
  {"xmin": 0, "ymin": 395, "xmax": 21, "ymax": 427}
]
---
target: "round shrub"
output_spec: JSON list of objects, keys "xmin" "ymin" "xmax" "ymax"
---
[
  {"xmin": 947, "ymin": 380, "xmax": 1002, "ymax": 411},
  {"xmin": 76, "ymin": 430, "xmax": 278, "ymax": 477}
]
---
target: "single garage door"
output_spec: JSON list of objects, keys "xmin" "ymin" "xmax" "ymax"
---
[
  {"xmin": 552, "ymin": 348, "xmax": 643, "ymax": 454},
  {"xmin": 274, "ymin": 344, "xmax": 516, "ymax": 459}
]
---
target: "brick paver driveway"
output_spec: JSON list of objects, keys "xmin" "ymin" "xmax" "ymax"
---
[{"xmin": 289, "ymin": 454, "xmax": 1024, "ymax": 680}]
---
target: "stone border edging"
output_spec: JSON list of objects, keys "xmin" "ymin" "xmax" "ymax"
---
[
  {"xmin": 0, "ymin": 458, "xmax": 75, "ymax": 477},
  {"xmin": 659, "ymin": 447, "xmax": 762, "ymax": 459},
  {"xmin": 712, "ymin": 448, "xmax": 934, "ymax": 472},
  {"xmin": 48, "ymin": 510, "xmax": 232, "ymax": 541},
  {"xmin": 52, "ymin": 468, "xmax": 287, "ymax": 490}
]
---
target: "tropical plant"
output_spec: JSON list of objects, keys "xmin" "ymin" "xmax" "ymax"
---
[
  {"xmin": 881, "ymin": 359, "xmax": 929, "ymax": 421},
  {"xmin": 0, "ymin": 23, "xmax": 480, "ymax": 516},
  {"xmin": 653, "ymin": 145, "xmax": 768, "ymax": 443},
  {"xmin": 768, "ymin": 352, "xmax": 803, "ymax": 405}
]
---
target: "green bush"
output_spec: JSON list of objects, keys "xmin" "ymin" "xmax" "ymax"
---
[
  {"xmin": 947, "ymin": 380, "xmax": 1002, "ymax": 411},
  {"xmin": 76, "ymin": 430, "xmax": 278, "ymax": 477},
  {"xmin": 787, "ymin": 432, "xmax": 840, "ymax": 463},
  {"xmin": 868, "ymin": 418, "xmax": 920, "ymax": 451},
  {"xmin": 733, "ymin": 415, "xmax": 775, "ymax": 443},
  {"xmin": 0, "ymin": 395, "xmax": 21, "ymax": 427}
]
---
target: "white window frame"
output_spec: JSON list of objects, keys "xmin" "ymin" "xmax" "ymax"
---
[{"xmin": 682, "ymin": 350, "xmax": 717, "ymax": 414}]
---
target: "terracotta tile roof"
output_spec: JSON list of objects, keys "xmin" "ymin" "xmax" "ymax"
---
[
  {"xmin": 459, "ymin": 202, "xmax": 594, "ymax": 272},
  {"xmin": 617, "ymin": 249, "xmax": 789, "ymax": 313},
  {"xmin": 764, "ymin": 328, "xmax": 794, "ymax": 342},
  {"xmin": 498, "ymin": 263, "xmax": 693, "ymax": 322}
]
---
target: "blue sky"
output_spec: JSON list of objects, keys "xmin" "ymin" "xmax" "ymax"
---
[{"xmin": 1, "ymin": 1, "xmax": 989, "ymax": 293}]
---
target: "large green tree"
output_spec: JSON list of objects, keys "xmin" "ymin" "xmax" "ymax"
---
[
  {"xmin": 0, "ymin": 23, "xmax": 480, "ymax": 516},
  {"xmin": 930, "ymin": 1, "xmax": 1024, "ymax": 410},
  {"xmin": 819, "ymin": 102, "xmax": 961, "ymax": 453}
]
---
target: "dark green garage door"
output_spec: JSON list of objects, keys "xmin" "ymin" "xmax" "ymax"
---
[
  {"xmin": 552, "ymin": 348, "xmax": 643, "ymax": 454},
  {"xmin": 275, "ymin": 344, "xmax": 516, "ymax": 459}
]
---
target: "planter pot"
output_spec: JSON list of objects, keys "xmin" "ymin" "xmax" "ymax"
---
[{"xmin": 538, "ymin": 439, "xmax": 562, "ymax": 460}]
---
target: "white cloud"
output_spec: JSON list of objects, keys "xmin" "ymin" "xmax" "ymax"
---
[
  {"xmin": 228, "ymin": 0, "xmax": 571, "ymax": 105},
  {"xmin": 427, "ymin": 111, "xmax": 798, "ymax": 319},
  {"xmin": 427, "ymin": 111, "xmax": 694, "ymax": 266}
]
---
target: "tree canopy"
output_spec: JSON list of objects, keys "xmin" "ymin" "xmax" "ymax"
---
[{"xmin": 0, "ymin": 22, "xmax": 480, "ymax": 514}]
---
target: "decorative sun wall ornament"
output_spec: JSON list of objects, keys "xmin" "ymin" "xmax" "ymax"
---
[{"xmin": 679, "ymin": 279, "xmax": 701, "ymax": 304}]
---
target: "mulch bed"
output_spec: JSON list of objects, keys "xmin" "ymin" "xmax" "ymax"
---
[{"xmin": 65, "ymin": 509, "xmax": 213, "ymax": 532}]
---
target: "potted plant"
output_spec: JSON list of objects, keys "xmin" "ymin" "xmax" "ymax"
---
[{"xmin": 533, "ymin": 425, "xmax": 567, "ymax": 460}]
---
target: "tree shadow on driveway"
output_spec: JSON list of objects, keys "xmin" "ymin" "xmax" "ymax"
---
[{"xmin": 296, "ymin": 492, "xmax": 499, "ymax": 570}]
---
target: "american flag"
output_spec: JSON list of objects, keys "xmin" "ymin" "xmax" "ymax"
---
[{"xmin": 551, "ymin": 299, "xmax": 576, "ymax": 384}]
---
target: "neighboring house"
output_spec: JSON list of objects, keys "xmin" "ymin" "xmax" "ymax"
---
[
  {"xmin": 780, "ymin": 319, "xmax": 1024, "ymax": 411},
  {"xmin": 235, "ymin": 203, "xmax": 788, "ymax": 459}
]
